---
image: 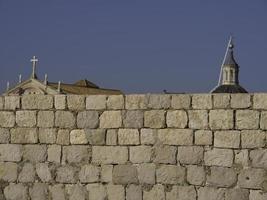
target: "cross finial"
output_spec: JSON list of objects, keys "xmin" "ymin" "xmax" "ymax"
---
[{"xmin": 30, "ymin": 56, "xmax": 38, "ymax": 79}]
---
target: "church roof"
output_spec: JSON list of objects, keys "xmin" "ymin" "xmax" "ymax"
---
[
  {"xmin": 74, "ymin": 79, "xmax": 99, "ymax": 88},
  {"xmin": 211, "ymin": 84, "xmax": 248, "ymax": 93}
]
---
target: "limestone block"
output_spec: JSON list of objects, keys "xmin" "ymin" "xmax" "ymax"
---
[
  {"xmin": 107, "ymin": 95, "xmax": 124, "ymax": 109},
  {"xmin": 137, "ymin": 163, "xmax": 156, "ymax": 184},
  {"xmin": 99, "ymin": 111, "xmax": 122, "ymax": 128},
  {"xmin": 207, "ymin": 166, "xmax": 237, "ymax": 187},
  {"xmin": 126, "ymin": 185, "xmax": 142, "ymax": 200},
  {"xmin": 209, "ymin": 110, "xmax": 234, "ymax": 130},
  {"xmin": 148, "ymin": 94, "xmax": 171, "ymax": 109},
  {"xmin": 249, "ymin": 190, "xmax": 267, "ymax": 200},
  {"xmin": 106, "ymin": 185, "xmax": 125, "ymax": 200},
  {"xmin": 118, "ymin": 129, "xmax": 139, "ymax": 145},
  {"xmin": 260, "ymin": 111, "xmax": 267, "ymax": 130},
  {"xmin": 192, "ymin": 94, "xmax": 212, "ymax": 109},
  {"xmin": 238, "ymin": 168, "xmax": 267, "ymax": 189},
  {"xmin": 154, "ymin": 145, "xmax": 177, "ymax": 164},
  {"xmin": 56, "ymin": 166, "xmax": 76, "ymax": 183},
  {"xmin": 101, "ymin": 165, "xmax": 113, "ymax": 183},
  {"xmin": 106, "ymin": 129, "xmax": 117, "ymax": 145},
  {"xmin": 77, "ymin": 111, "xmax": 99, "ymax": 128},
  {"xmin": 235, "ymin": 150, "xmax": 249, "ymax": 167},
  {"xmin": 62, "ymin": 145, "xmax": 90, "ymax": 164},
  {"xmin": 4, "ymin": 183, "xmax": 28, "ymax": 200},
  {"xmin": 85, "ymin": 129, "xmax": 106, "ymax": 145},
  {"xmin": 130, "ymin": 146, "xmax": 152, "ymax": 163},
  {"xmin": 214, "ymin": 131, "xmax": 240, "ymax": 148},
  {"xmin": 123, "ymin": 110, "xmax": 144, "ymax": 128},
  {"xmin": 0, "ymin": 162, "xmax": 17, "ymax": 182},
  {"xmin": 54, "ymin": 95, "xmax": 66, "ymax": 110},
  {"xmin": 79, "ymin": 165, "xmax": 100, "ymax": 183},
  {"xmin": 0, "ymin": 111, "xmax": 15, "ymax": 127},
  {"xmin": 86, "ymin": 184, "xmax": 107, "ymax": 200},
  {"xmin": 113, "ymin": 165, "xmax": 138, "ymax": 184},
  {"xmin": 197, "ymin": 187, "xmax": 225, "ymax": 200},
  {"xmin": 0, "ymin": 144, "xmax": 22, "ymax": 162},
  {"xmin": 92, "ymin": 146, "xmax": 128, "ymax": 164},
  {"xmin": 225, "ymin": 188, "xmax": 249, "ymax": 200},
  {"xmin": 250, "ymin": 149, "xmax": 267, "ymax": 168},
  {"xmin": 23, "ymin": 145, "xmax": 47, "ymax": 162},
  {"xmin": 48, "ymin": 145, "xmax": 61, "ymax": 163},
  {"xmin": 39, "ymin": 128, "xmax": 57, "ymax": 144},
  {"xmin": 70, "ymin": 129, "xmax": 87, "ymax": 144},
  {"xmin": 213, "ymin": 94, "xmax": 230, "ymax": 108},
  {"xmin": 177, "ymin": 146, "xmax": 204, "ymax": 164},
  {"xmin": 144, "ymin": 110, "xmax": 166, "ymax": 128},
  {"xmin": 11, "ymin": 128, "xmax": 38, "ymax": 144},
  {"xmin": 140, "ymin": 129, "xmax": 157, "ymax": 145},
  {"xmin": 171, "ymin": 94, "xmax": 191, "ymax": 109},
  {"xmin": 125, "ymin": 95, "xmax": 148, "ymax": 110},
  {"xmin": 156, "ymin": 165, "xmax": 185, "ymax": 184},
  {"xmin": 29, "ymin": 183, "xmax": 48, "ymax": 200},
  {"xmin": 143, "ymin": 184, "xmax": 165, "ymax": 200},
  {"xmin": 4, "ymin": 96, "xmax": 20, "ymax": 110},
  {"xmin": 188, "ymin": 110, "xmax": 208, "ymax": 129},
  {"xmin": 236, "ymin": 110, "xmax": 259, "ymax": 129},
  {"xmin": 56, "ymin": 129, "xmax": 70, "ymax": 145},
  {"xmin": 55, "ymin": 111, "xmax": 76, "ymax": 128},
  {"xmin": 166, "ymin": 185, "xmax": 197, "ymax": 200},
  {"xmin": 231, "ymin": 94, "xmax": 251, "ymax": 108},
  {"xmin": 18, "ymin": 163, "xmax": 35, "ymax": 183},
  {"xmin": 187, "ymin": 165, "xmax": 205, "ymax": 186},
  {"xmin": 49, "ymin": 184, "xmax": 66, "ymax": 200},
  {"xmin": 166, "ymin": 110, "xmax": 188, "ymax": 128},
  {"xmin": 67, "ymin": 95, "xmax": 85, "ymax": 110},
  {"xmin": 21, "ymin": 95, "xmax": 53, "ymax": 110},
  {"xmin": 194, "ymin": 130, "xmax": 213, "ymax": 145},
  {"xmin": 204, "ymin": 148, "xmax": 233, "ymax": 167},
  {"xmin": 0, "ymin": 128, "xmax": 10, "ymax": 143},
  {"xmin": 67, "ymin": 185, "xmax": 86, "ymax": 200},
  {"xmin": 253, "ymin": 93, "xmax": 267, "ymax": 109},
  {"xmin": 36, "ymin": 163, "xmax": 52, "ymax": 182},
  {"xmin": 86, "ymin": 95, "xmax": 106, "ymax": 110},
  {"xmin": 37, "ymin": 111, "xmax": 54, "ymax": 128},
  {"xmin": 241, "ymin": 130, "xmax": 265, "ymax": 148},
  {"xmin": 158, "ymin": 129, "xmax": 193, "ymax": 145}
]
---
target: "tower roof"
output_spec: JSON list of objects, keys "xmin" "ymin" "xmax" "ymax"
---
[{"xmin": 223, "ymin": 38, "xmax": 238, "ymax": 67}]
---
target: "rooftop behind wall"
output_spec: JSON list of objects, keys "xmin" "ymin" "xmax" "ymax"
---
[{"xmin": 0, "ymin": 94, "xmax": 267, "ymax": 199}]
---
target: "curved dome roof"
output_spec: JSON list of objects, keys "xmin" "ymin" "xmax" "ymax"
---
[{"xmin": 212, "ymin": 84, "xmax": 248, "ymax": 93}]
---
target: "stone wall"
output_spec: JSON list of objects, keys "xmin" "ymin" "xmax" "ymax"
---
[{"xmin": 0, "ymin": 94, "xmax": 267, "ymax": 200}]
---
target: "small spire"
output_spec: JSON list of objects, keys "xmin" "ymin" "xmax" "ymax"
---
[
  {"xmin": 223, "ymin": 36, "xmax": 238, "ymax": 66},
  {"xmin": 44, "ymin": 74, "xmax": 48, "ymax": 85},
  {"xmin": 19, "ymin": 74, "xmax": 22, "ymax": 83},
  {"xmin": 30, "ymin": 56, "xmax": 38, "ymax": 79},
  {"xmin": 6, "ymin": 82, "xmax": 10, "ymax": 91},
  {"xmin": 57, "ymin": 81, "xmax": 61, "ymax": 93}
]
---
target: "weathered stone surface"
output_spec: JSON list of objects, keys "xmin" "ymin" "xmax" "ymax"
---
[
  {"xmin": 130, "ymin": 146, "xmax": 152, "ymax": 163},
  {"xmin": 37, "ymin": 111, "xmax": 54, "ymax": 128},
  {"xmin": 23, "ymin": 145, "xmax": 47, "ymax": 162},
  {"xmin": 86, "ymin": 184, "xmax": 107, "ymax": 200},
  {"xmin": 79, "ymin": 165, "xmax": 100, "ymax": 183},
  {"xmin": 118, "ymin": 129, "xmax": 139, "ymax": 145},
  {"xmin": 148, "ymin": 94, "xmax": 171, "ymax": 109},
  {"xmin": 39, "ymin": 128, "xmax": 57, "ymax": 144},
  {"xmin": 99, "ymin": 111, "xmax": 122, "ymax": 128},
  {"xmin": 171, "ymin": 94, "xmax": 191, "ymax": 109},
  {"xmin": 29, "ymin": 183, "xmax": 48, "ymax": 200},
  {"xmin": 198, "ymin": 187, "xmax": 225, "ymax": 200},
  {"xmin": 107, "ymin": 95, "xmax": 124, "ymax": 109},
  {"xmin": 238, "ymin": 168, "xmax": 267, "ymax": 189},
  {"xmin": 4, "ymin": 96, "xmax": 20, "ymax": 110},
  {"xmin": 207, "ymin": 166, "xmax": 237, "ymax": 187},
  {"xmin": 0, "ymin": 162, "xmax": 17, "ymax": 182},
  {"xmin": 101, "ymin": 165, "xmax": 113, "ymax": 183},
  {"xmin": 106, "ymin": 129, "xmax": 117, "ymax": 145},
  {"xmin": 11, "ymin": 128, "xmax": 38, "ymax": 144},
  {"xmin": 140, "ymin": 129, "xmax": 157, "ymax": 145},
  {"xmin": 253, "ymin": 93, "xmax": 267, "ymax": 109},
  {"xmin": 54, "ymin": 95, "xmax": 66, "ymax": 110},
  {"xmin": 241, "ymin": 130, "xmax": 265, "ymax": 148},
  {"xmin": 0, "ymin": 128, "xmax": 10, "ymax": 143},
  {"xmin": 156, "ymin": 165, "xmax": 185, "ymax": 184},
  {"xmin": 231, "ymin": 94, "xmax": 251, "ymax": 108},
  {"xmin": 4, "ymin": 183, "xmax": 28, "ymax": 200},
  {"xmin": 0, "ymin": 144, "xmax": 22, "ymax": 162},
  {"xmin": 235, "ymin": 150, "xmax": 249, "ymax": 167},
  {"xmin": 22, "ymin": 95, "xmax": 53, "ymax": 110},
  {"xmin": 125, "ymin": 95, "xmax": 148, "ymax": 110},
  {"xmin": 188, "ymin": 110, "xmax": 208, "ymax": 129},
  {"xmin": 85, "ymin": 129, "xmax": 106, "ymax": 145},
  {"xmin": 143, "ymin": 184, "xmax": 165, "ymax": 200},
  {"xmin": 113, "ymin": 165, "xmax": 138, "ymax": 184},
  {"xmin": 67, "ymin": 95, "xmax": 85, "ymax": 110},
  {"xmin": 154, "ymin": 145, "xmax": 177, "ymax": 164},
  {"xmin": 213, "ymin": 94, "xmax": 230, "ymax": 108},
  {"xmin": 209, "ymin": 110, "xmax": 234, "ymax": 130},
  {"xmin": 50, "ymin": 184, "xmax": 66, "ymax": 200},
  {"xmin": 166, "ymin": 110, "xmax": 188, "ymax": 128},
  {"xmin": 236, "ymin": 110, "xmax": 259, "ymax": 129},
  {"xmin": 225, "ymin": 188, "xmax": 249, "ymax": 200},
  {"xmin": 260, "ymin": 111, "xmax": 267, "ymax": 130},
  {"xmin": 18, "ymin": 163, "xmax": 35, "ymax": 183},
  {"xmin": 86, "ymin": 95, "xmax": 106, "ymax": 110},
  {"xmin": 0, "ymin": 112, "xmax": 15, "ymax": 128},
  {"xmin": 36, "ymin": 163, "xmax": 52, "ymax": 182},
  {"xmin": 144, "ymin": 110, "xmax": 166, "ymax": 128},
  {"xmin": 92, "ymin": 146, "xmax": 128, "ymax": 164},
  {"xmin": 56, "ymin": 129, "xmax": 70, "ymax": 145},
  {"xmin": 106, "ymin": 185, "xmax": 125, "ymax": 200},
  {"xmin": 16, "ymin": 111, "xmax": 36, "ymax": 127},
  {"xmin": 56, "ymin": 166, "xmax": 76, "ymax": 183},
  {"xmin": 187, "ymin": 165, "xmax": 205, "ymax": 186},
  {"xmin": 166, "ymin": 186, "xmax": 197, "ymax": 200},
  {"xmin": 126, "ymin": 185, "xmax": 142, "ymax": 200},
  {"xmin": 77, "ymin": 111, "xmax": 99, "ymax": 128},
  {"xmin": 192, "ymin": 94, "xmax": 212, "ymax": 109},
  {"xmin": 67, "ymin": 185, "xmax": 86, "ymax": 200},
  {"xmin": 204, "ymin": 148, "xmax": 233, "ymax": 167},
  {"xmin": 62, "ymin": 145, "xmax": 90, "ymax": 164},
  {"xmin": 250, "ymin": 149, "xmax": 267, "ymax": 168},
  {"xmin": 214, "ymin": 131, "xmax": 240, "ymax": 148},
  {"xmin": 195, "ymin": 130, "xmax": 213, "ymax": 145},
  {"xmin": 177, "ymin": 146, "xmax": 203, "ymax": 164},
  {"xmin": 158, "ymin": 129, "xmax": 193, "ymax": 145},
  {"xmin": 137, "ymin": 163, "xmax": 156, "ymax": 184},
  {"xmin": 47, "ymin": 145, "xmax": 61, "ymax": 163},
  {"xmin": 123, "ymin": 110, "xmax": 144, "ymax": 128},
  {"xmin": 70, "ymin": 129, "xmax": 87, "ymax": 144},
  {"xmin": 249, "ymin": 190, "xmax": 267, "ymax": 200},
  {"xmin": 55, "ymin": 111, "xmax": 76, "ymax": 128}
]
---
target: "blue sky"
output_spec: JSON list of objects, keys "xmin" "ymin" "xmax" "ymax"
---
[{"xmin": 0, "ymin": 0, "xmax": 267, "ymax": 93}]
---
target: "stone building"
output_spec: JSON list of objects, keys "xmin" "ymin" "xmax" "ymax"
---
[{"xmin": 3, "ymin": 56, "xmax": 122, "ymax": 95}]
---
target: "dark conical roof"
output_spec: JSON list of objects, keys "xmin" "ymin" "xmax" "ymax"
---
[
  {"xmin": 224, "ymin": 48, "xmax": 238, "ymax": 66},
  {"xmin": 212, "ymin": 84, "xmax": 248, "ymax": 93}
]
